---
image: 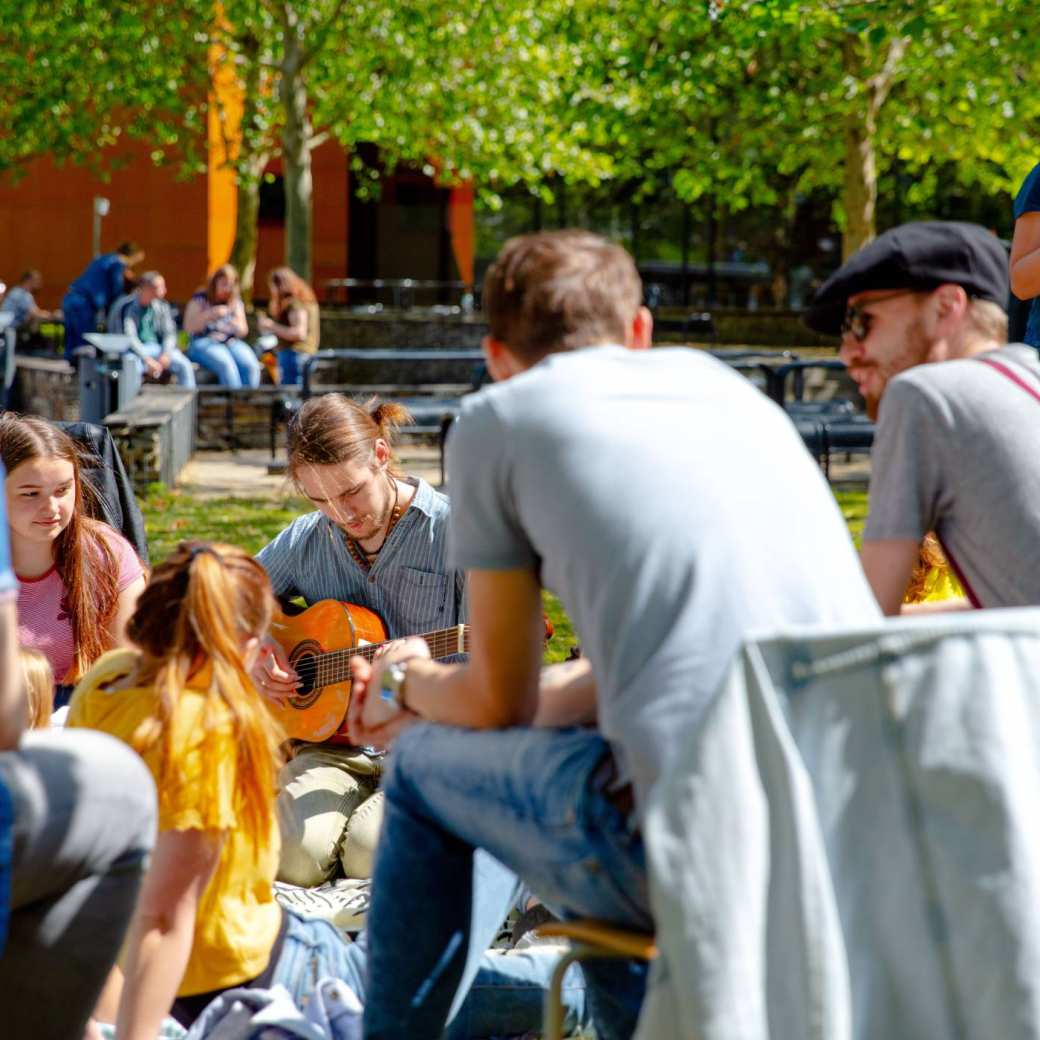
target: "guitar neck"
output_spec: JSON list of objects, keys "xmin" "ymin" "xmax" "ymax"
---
[{"xmin": 317, "ymin": 625, "xmax": 469, "ymax": 687}]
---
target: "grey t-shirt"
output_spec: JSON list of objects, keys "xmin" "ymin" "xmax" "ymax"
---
[
  {"xmin": 864, "ymin": 344, "xmax": 1040, "ymax": 608},
  {"xmin": 448, "ymin": 345, "xmax": 879, "ymax": 808}
]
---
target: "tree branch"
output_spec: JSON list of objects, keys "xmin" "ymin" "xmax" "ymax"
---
[
  {"xmin": 867, "ymin": 34, "xmax": 908, "ymax": 118},
  {"xmin": 299, "ymin": 0, "xmax": 352, "ymax": 71}
]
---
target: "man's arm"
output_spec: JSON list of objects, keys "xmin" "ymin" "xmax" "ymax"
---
[
  {"xmin": 347, "ymin": 567, "xmax": 545, "ymax": 743},
  {"xmin": 1011, "ymin": 211, "xmax": 1040, "ymax": 301},
  {"xmin": 860, "ymin": 538, "xmax": 919, "ymax": 616},
  {"xmin": 532, "ymin": 656, "xmax": 597, "ymax": 728},
  {"xmin": 159, "ymin": 303, "xmax": 178, "ymax": 356},
  {"xmin": 406, "ymin": 567, "xmax": 544, "ymax": 728}
]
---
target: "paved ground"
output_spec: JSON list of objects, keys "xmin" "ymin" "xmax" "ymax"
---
[
  {"xmin": 177, "ymin": 443, "xmax": 867, "ymax": 500},
  {"xmin": 177, "ymin": 444, "xmax": 446, "ymax": 498}
]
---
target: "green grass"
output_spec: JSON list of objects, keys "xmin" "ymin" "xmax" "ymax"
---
[
  {"xmin": 138, "ymin": 484, "xmax": 868, "ymax": 665},
  {"xmin": 140, "ymin": 485, "xmax": 311, "ymax": 562},
  {"xmin": 834, "ymin": 487, "xmax": 869, "ymax": 547}
]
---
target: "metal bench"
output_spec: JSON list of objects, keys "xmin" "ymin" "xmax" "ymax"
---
[{"xmin": 770, "ymin": 359, "xmax": 874, "ymax": 477}]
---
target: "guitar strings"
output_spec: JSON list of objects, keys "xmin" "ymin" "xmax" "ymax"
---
[{"xmin": 285, "ymin": 629, "xmax": 468, "ymax": 690}]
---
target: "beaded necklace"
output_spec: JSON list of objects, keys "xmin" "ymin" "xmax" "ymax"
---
[{"xmin": 343, "ymin": 477, "xmax": 402, "ymax": 570}]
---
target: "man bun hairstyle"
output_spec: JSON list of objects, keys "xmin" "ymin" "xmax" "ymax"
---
[
  {"xmin": 482, "ymin": 229, "xmax": 643, "ymax": 364},
  {"xmin": 287, "ymin": 393, "xmax": 412, "ymax": 481}
]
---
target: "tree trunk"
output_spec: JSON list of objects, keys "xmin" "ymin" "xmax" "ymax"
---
[
  {"xmin": 281, "ymin": 23, "xmax": 312, "ymax": 282},
  {"xmin": 840, "ymin": 33, "xmax": 908, "ymax": 260},
  {"xmin": 841, "ymin": 35, "xmax": 876, "ymax": 260},
  {"xmin": 842, "ymin": 113, "xmax": 876, "ymax": 260},
  {"xmin": 229, "ymin": 163, "xmax": 264, "ymax": 304}
]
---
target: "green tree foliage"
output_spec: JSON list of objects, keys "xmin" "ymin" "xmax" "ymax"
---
[
  {"xmin": 0, "ymin": 0, "xmax": 209, "ymax": 174},
  {"xmin": 558, "ymin": 0, "xmax": 1040, "ymax": 257},
  {"xmin": 2, "ymin": 0, "xmax": 1037, "ymax": 281}
]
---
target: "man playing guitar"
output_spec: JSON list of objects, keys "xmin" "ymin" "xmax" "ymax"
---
[{"xmin": 254, "ymin": 393, "xmax": 465, "ymax": 888}]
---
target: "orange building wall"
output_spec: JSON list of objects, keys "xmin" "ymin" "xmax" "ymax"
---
[
  {"xmin": 0, "ymin": 145, "xmax": 210, "ymax": 308},
  {"xmin": 0, "ymin": 138, "xmax": 464, "ymax": 309}
]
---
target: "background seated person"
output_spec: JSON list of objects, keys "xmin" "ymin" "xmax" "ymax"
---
[
  {"xmin": 109, "ymin": 270, "xmax": 195, "ymax": 389},
  {"xmin": 257, "ymin": 266, "xmax": 320, "ymax": 386},
  {"xmin": 1, "ymin": 269, "xmax": 58, "ymax": 333},
  {"xmin": 0, "ymin": 414, "xmax": 145, "ymax": 708},
  {"xmin": 183, "ymin": 264, "xmax": 260, "ymax": 388}
]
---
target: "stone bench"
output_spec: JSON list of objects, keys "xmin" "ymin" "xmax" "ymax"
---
[{"xmin": 104, "ymin": 386, "xmax": 196, "ymax": 489}]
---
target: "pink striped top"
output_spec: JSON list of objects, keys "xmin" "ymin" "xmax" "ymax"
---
[{"xmin": 17, "ymin": 525, "xmax": 144, "ymax": 684}]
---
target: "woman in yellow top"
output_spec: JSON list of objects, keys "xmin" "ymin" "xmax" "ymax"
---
[{"xmin": 67, "ymin": 542, "xmax": 360, "ymax": 1036}]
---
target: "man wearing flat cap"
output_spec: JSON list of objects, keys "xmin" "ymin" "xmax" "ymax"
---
[{"xmin": 806, "ymin": 220, "xmax": 1040, "ymax": 614}]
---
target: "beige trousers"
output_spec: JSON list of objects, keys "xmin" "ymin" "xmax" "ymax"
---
[{"xmin": 276, "ymin": 743, "xmax": 385, "ymax": 887}]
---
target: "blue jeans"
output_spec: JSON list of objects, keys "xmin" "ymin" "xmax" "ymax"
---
[
  {"xmin": 278, "ymin": 347, "xmax": 303, "ymax": 386},
  {"xmin": 188, "ymin": 336, "xmax": 261, "ymax": 388},
  {"xmin": 131, "ymin": 342, "xmax": 196, "ymax": 389},
  {"xmin": 271, "ymin": 852, "xmax": 587, "ymax": 1037},
  {"xmin": 364, "ymin": 725, "xmax": 651, "ymax": 1040}
]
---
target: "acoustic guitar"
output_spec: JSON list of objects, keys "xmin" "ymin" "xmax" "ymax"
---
[{"xmin": 266, "ymin": 599, "xmax": 470, "ymax": 743}]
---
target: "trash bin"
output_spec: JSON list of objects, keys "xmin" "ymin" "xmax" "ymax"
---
[{"xmin": 78, "ymin": 333, "xmax": 142, "ymax": 424}]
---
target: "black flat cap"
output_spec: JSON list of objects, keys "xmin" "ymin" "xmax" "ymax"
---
[{"xmin": 805, "ymin": 221, "xmax": 1009, "ymax": 335}]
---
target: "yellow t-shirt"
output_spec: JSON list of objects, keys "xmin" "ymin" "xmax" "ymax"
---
[{"xmin": 67, "ymin": 649, "xmax": 282, "ymax": 996}]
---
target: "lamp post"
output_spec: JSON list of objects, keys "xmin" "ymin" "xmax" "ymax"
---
[{"xmin": 92, "ymin": 196, "xmax": 110, "ymax": 257}]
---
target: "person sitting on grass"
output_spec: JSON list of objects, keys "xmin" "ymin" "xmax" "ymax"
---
[
  {"xmin": 68, "ymin": 540, "xmax": 588, "ymax": 1038},
  {"xmin": 0, "ymin": 414, "xmax": 146, "ymax": 708}
]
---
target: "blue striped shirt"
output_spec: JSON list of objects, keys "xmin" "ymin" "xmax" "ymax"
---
[{"xmin": 257, "ymin": 477, "xmax": 466, "ymax": 639}]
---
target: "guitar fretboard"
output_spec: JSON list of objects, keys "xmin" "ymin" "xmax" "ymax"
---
[{"xmin": 291, "ymin": 625, "xmax": 469, "ymax": 691}]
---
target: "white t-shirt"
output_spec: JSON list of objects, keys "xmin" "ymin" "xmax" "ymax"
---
[{"xmin": 448, "ymin": 345, "xmax": 880, "ymax": 809}]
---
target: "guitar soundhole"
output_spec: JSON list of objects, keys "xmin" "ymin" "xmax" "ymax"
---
[{"xmin": 288, "ymin": 641, "xmax": 324, "ymax": 710}]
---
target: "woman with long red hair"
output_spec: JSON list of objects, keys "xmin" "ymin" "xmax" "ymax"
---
[
  {"xmin": 257, "ymin": 266, "xmax": 320, "ymax": 385},
  {"xmin": 0, "ymin": 414, "xmax": 145, "ymax": 707}
]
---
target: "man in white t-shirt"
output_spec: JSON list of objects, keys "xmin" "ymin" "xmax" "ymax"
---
[
  {"xmin": 805, "ymin": 221, "xmax": 1040, "ymax": 614},
  {"xmin": 346, "ymin": 230, "xmax": 880, "ymax": 1039}
]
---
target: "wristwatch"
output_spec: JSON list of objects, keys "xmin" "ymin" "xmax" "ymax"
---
[{"xmin": 378, "ymin": 660, "xmax": 411, "ymax": 713}]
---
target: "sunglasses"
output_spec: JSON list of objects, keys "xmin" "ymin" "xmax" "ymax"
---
[{"xmin": 841, "ymin": 290, "xmax": 918, "ymax": 342}]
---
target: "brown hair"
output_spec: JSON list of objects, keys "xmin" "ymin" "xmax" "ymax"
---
[
  {"xmin": 127, "ymin": 541, "xmax": 282, "ymax": 851},
  {"xmin": 287, "ymin": 394, "xmax": 412, "ymax": 482},
  {"xmin": 482, "ymin": 230, "xmax": 643, "ymax": 364},
  {"xmin": 0, "ymin": 414, "xmax": 121, "ymax": 680},
  {"xmin": 19, "ymin": 647, "xmax": 53, "ymax": 729},
  {"xmin": 204, "ymin": 263, "xmax": 240, "ymax": 304},
  {"xmin": 116, "ymin": 241, "xmax": 143, "ymax": 260},
  {"xmin": 268, "ymin": 266, "xmax": 316, "ymax": 313}
]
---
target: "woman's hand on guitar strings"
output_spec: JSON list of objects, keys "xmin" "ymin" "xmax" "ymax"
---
[{"xmin": 250, "ymin": 636, "xmax": 301, "ymax": 703}]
